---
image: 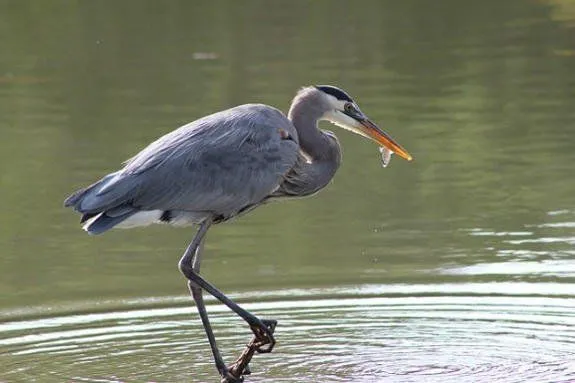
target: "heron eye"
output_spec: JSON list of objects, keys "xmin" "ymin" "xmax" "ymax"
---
[{"xmin": 344, "ymin": 102, "xmax": 355, "ymax": 114}]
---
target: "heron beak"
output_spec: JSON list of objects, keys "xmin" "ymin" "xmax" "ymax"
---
[{"xmin": 358, "ymin": 119, "xmax": 413, "ymax": 161}]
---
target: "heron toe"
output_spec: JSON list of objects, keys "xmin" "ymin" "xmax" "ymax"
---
[{"xmin": 251, "ymin": 318, "xmax": 277, "ymax": 353}]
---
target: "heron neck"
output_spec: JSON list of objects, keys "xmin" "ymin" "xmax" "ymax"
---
[
  {"xmin": 288, "ymin": 98, "xmax": 334, "ymax": 161},
  {"xmin": 282, "ymin": 95, "xmax": 341, "ymax": 197}
]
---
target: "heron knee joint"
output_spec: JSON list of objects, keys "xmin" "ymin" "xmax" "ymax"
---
[{"xmin": 178, "ymin": 260, "xmax": 195, "ymax": 278}]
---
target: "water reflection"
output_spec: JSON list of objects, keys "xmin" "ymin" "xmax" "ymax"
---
[{"xmin": 449, "ymin": 210, "xmax": 575, "ymax": 279}]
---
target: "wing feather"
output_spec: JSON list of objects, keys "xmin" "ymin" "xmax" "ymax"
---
[{"xmin": 117, "ymin": 104, "xmax": 299, "ymax": 216}]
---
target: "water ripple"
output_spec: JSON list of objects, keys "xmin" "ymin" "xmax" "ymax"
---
[{"xmin": 1, "ymin": 284, "xmax": 574, "ymax": 382}]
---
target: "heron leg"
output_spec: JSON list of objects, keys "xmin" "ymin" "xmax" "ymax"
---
[
  {"xmin": 181, "ymin": 219, "xmax": 234, "ymax": 380},
  {"xmin": 180, "ymin": 246, "xmax": 277, "ymax": 352},
  {"xmin": 179, "ymin": 218, "xmax": 276, "ymax": 382}
]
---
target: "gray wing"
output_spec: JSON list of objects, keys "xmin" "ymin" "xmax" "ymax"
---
[{"xmin": 66, "ymin": 104, "xmax": 299, "ymax": 218}]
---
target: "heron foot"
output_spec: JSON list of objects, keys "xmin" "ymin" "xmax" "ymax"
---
[
  {"xmin": 222, "ymin": 319, "xmax": 277, "ymax": 382},
  {"xmin": 220, "ymin": 369, "xmax": 244, "ymax": 383},
  {"xmin": 250, "ymin": 318, "xmax": 277, "ymax": 353},
  {"xmin": 222, "ymin": 346, "xmax": 254, "ymax": 383},
  {"xmin": 224, "ymin": 359, "xmax": 251, "ymax": 383}
]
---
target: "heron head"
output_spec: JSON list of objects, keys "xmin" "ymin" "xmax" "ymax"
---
[{"xmin": 315, "ymin": 85, "xmax": 413, "ymax": 162}]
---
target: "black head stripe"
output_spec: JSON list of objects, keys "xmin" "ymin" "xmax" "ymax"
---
[{"xmin": 315, "ymin": 85, "xmax": 353, "ymax": 102}]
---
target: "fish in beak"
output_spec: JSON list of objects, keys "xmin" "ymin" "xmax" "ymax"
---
[{"xmin": 356, "ymin": 118, "xmax": 413, "ymax": 162}]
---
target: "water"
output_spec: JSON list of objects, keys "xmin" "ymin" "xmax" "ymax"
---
[
  {"xmin": 1, "ymin": 1, "xmax": 574, "ymax": 382},
  {"xmin": 2, "ymin": 288, "xmax": 575, "ymax": 382}
]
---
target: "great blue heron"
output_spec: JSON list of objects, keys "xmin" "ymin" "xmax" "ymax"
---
[{"xmin": 64, "ymin": 85, "xmax": 413, "ymax": 382}]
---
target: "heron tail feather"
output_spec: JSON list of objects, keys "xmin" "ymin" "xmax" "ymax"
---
[
  {"xmin": 82, "ymin": 210, "xmax": 137, "ymax": 235},
  {"xmin": 64, "ymin": 171, "xmax": 141, "ymax": 234}
]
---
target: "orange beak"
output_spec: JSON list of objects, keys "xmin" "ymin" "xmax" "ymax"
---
[{"xmin": 359, "ymin": 119, "xmax": 413, "ymax": 162}]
